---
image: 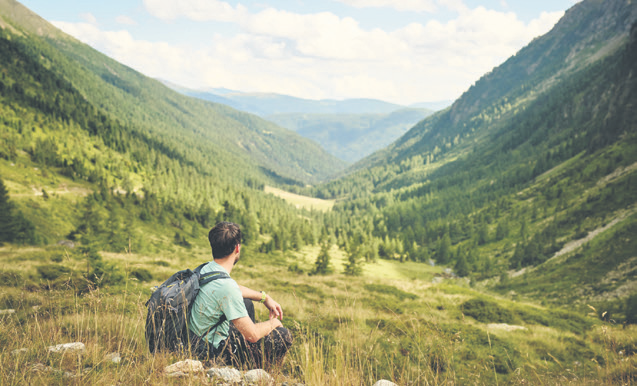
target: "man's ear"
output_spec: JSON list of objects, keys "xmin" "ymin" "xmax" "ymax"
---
[{"xmin": 235, "ymin": 244, "xmax": 241, "ymax": 254}]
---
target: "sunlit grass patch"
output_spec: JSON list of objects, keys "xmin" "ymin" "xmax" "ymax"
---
[{"xmin": 264, "ymin": 185, "xmax": 335, "ymax": 212}]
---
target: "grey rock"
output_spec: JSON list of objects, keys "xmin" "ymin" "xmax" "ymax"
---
[
  {"xmin": 11, "ymin": 348, "xmax": 28, "ymax": 356},
  {"xmin": 47, "ymin": 342, "xmax": 85, "ymax": 354},
  {"xmin": 373, "ymin": 380, "xmax": 399, "ymax": 386},
  {"xmin": 31, "ymin": 363, "xmax": 54, "ymax": 373},
  {"xmin": 105, "ymin": 352, "xmax": 121, "ymax": 363},
  {"xmin": 164, "ymin": 359, "xmax": 203, "ymax": 374},
  {"xmin": 431, "ymin": 276, "xmax": 444, "ymax": 284},
  {"xmin": 57, "ymin": 240, "xmax": 75, "ymax": 248},
  {"xmin": 207, "ymin": 367, "xmax": 242, "ymax": 384},
  {"xmin": 244, "ymin": 369, "xmax": 272, "ymax": 384},
  {"xmin": 0, "ymin": 309, "xmax": 15, "ymax": 315}
]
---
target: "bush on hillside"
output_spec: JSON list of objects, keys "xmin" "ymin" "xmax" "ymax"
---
[
  {"xmin": 461, "ymin": 298, "xmax": 515, "ymax": 323},
  {"xmin": 625, "ymin": 294, "xmax": 637, "ymax": 324},
  {"xmin": 129, "ymin": 268, "xmax": 153, "ymax": 282},
  {"xmin": 364, "ymin": 284, "xmax": 418, "ymax": 301},
  {"xmin": 37, "ymin": 264, "xmax": 72, "ymax": 281},
  {"xmin": 0, "ymin": 270, "xmax": 24, "ymax": 287}
]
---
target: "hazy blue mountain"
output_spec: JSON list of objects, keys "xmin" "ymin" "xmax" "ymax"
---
[
  {"xmin": 188, "ymin": 89, "xmax": 405, "ymax": 116},
  {"xmin": 408, "ymin": 100, "xmax": 453, "ymax": 111},
  {"xmin": 166, "ymin": 85, "xmax": 437, "ymax": 163},
  {"xmin": 268, "ymin": 108, "xmax": 433, "ymax": 163}
]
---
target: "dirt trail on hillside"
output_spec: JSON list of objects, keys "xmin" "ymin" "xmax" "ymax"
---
[
  {"xmin": 547, "ymin": 206, "xmax": 636, "ymax": 263},
  {"xmin": 11, "ymin": 184, "xmax": 92, "ymax": 197}
]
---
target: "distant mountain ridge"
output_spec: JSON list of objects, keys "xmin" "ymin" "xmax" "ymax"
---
[
  {"xmin": 268, "ymin": 108, "xmax": 433, "ymax": 163},
  {"xmin": 164, "ymin": 84, "xmax": 439, "ymax": 163}
]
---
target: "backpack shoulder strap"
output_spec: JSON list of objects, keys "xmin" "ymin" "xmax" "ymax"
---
[
  {"xmin": 193, "ymin": 262, "xmax": 208, "ymax": 275},
  {"xmin": 199, "ymin": 271, "xmax": 230, "ymax": 286}
]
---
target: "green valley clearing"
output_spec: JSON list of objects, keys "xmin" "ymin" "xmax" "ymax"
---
[{"xmin": 265, "ymin": 186, "xmax": 334, "ymax": 211}]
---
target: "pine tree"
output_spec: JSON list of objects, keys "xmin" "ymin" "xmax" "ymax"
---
[
  {"xmin": 0, "ymin": 178, "xmax": 16, "ymax": 242},
  {"xmin": 344, "ymin": 243, "xmax": 363, "ymax": 276},
  {"xmin": 313, "ymin": 243, "xmax": 333, "ymax": 275},
  {"xmin": 455, "ymin": 254, "xmax": 469, "ymax": 277},
  {"xmin": 436, "ymin": 233, "xmax": 452, "ymax": 264},
  {"xmin": 0, "ymin": 177, "xmax": 36, "ymax": 244}
]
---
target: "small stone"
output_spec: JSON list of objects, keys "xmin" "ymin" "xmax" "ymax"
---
[
  {"xmin": 431, "ymin": 277, "xmax": 444, "ymax": 284},
  {"xmin": 373, "ymin": 380, "xmax": 399, "ymax": 386},
  {"xmin": 164, "ymin": 359, "xmax": 203, "ymax": 374},
  {"xmin": 207, "ymin": 367, "xmax": 242, "ymax": 384},
  {"xmin": 48, "ymin": 342, "xmax": 86, "ymax": 354},
  {"xmin": 244, "ymin": 369, "xmax": 272, "ymax": 384},
  {"xmin": 0, "ymin": 309, "xmax": 16, "ymax": 315},
  {"xmin": 31, "ymin": 363, "xmax": 53, "ymax": 373},
  {"xmin": 105, "ymin": 352, "xmax": 121, "ymax": 363},
  {"xmin": 486, "ymin": 323, "xmax": 527, "ymax": 332},
  {"xmin": 11, "ymin": 348, "xmax": 28, "ymax": 356}
]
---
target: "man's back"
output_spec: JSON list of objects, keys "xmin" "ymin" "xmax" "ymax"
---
[{"xmin": 189, "ymin": 261, "xmax": 248, "ymax": 349}]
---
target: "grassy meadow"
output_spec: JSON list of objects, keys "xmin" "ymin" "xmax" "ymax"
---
[
  {"xmin": 0, "ymin": 241, "xmax": 635, "ymax": 385},
  {"xmin": 264, "ymin": 186, "xmax": 335, "ymax": 212}
]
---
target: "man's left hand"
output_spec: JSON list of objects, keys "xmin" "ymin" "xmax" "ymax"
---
[{"xmin": 264, "ymin": 297, "xmax": 283, "ymax": 320}]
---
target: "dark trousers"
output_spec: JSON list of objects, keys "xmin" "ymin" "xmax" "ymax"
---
[{"xmin": 192, "ymin": 299, "xmax": 292, "ymax": 369}]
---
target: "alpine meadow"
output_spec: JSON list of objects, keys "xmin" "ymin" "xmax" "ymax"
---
[{"xmin": 0, "ymin": 0, "xmax": 636, "ymax": 384}]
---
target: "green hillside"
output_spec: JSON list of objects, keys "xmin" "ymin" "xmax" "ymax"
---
[
  {"xmin": 0, "ymin": 0, "xmax": 345, "ymax": 186},
  {"xmin": 310, "ymin": 0, "xmax": 637, "ymax": 314},
  {"xmin": 0, "ymin": 0, "xmax": 340, "ymax": 254},
  {"xmin": 267, "ymin": 108, "xmax": 433, "ymax": 163}
]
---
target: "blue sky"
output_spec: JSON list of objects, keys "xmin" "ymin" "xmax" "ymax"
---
[{"xmin": 20, "ymin": 0, "xmax": 580, "ymax": 105}]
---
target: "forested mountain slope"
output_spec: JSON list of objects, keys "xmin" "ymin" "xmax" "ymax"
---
[
  {"xmin": 0, "ymin": 0, "xmax": 345, "ymax": 185},
  {"xmin": 316, "ymin": 0, "xmax": 637, "ymax": 312},
  {"xmin": 0, "ymin": 0, "xmax": 337, "ymax": 254}
]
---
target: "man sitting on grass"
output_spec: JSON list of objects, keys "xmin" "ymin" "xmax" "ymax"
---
[{"xmin": 189, "ymin": 221, "xmax": 292, "ymax": 368}]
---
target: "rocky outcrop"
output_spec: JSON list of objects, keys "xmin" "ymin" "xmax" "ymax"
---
[
  {"xmin": 47, "ymin": 342, "xmax": 86, "ymax": 354},
  {"xmin": 373, "ymin": 381, "xmax": 399, "ymax": 386}
]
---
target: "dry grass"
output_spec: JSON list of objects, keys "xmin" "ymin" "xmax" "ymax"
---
[{"xmin": 1, "ymin": 244, "xmax": 635, "ymax": 385}]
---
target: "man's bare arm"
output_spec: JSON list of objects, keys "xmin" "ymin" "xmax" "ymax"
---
[
  {"xmin": 232, "ymin": 316, "xmax": 283, "ymax": 343},
  {"xmin": 238, "ymin": 285, "xmax": 283, "ymax": 320}
]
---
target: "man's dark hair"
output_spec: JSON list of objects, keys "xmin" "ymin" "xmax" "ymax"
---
[{"xmin": 209, "ymin": 222, "xmax": 242, "ymax": 259}]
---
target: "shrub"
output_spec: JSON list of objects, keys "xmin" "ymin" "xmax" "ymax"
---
[
  {"xmin": 288, "ymin": 262, "xmax": 305, "ymax": 275},
  {"xmin": 364, "ymin": 283, "xmax": 418, "ymax": 301},
  {"xmin": 0, "ymin": 270, "xmax": 24, "ymax": 287},
  {"xmin": 461, "ymin": 298, "xmax": 515, "ymax": 323},
  {"xmin": 625, "ymin": 293, "xmax": 637, "ymax": 324},
  {"xmin": 129, "ymin": 268, "xmax": 153, "ymax": 282},
  {"xmin": 36, "ymin": 264, "xmax": 72, "ymax": 280}
]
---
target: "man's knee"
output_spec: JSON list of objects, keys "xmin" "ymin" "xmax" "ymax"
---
[{"xmin": 272, "ymin": 326, "xmax": 293, "ymax": 346}]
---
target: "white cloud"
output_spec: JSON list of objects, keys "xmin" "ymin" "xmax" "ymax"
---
[
  {"xmin": 52, "ymin": 2, "xmax": 564, "ymax": 105},
  {"xmin": 142, "ymin": 0, "xmax": 247, "ymax": 22},
  {"xmin": 115, "ymin": 15, "xmax": 137, "ymax": 26},
  {"xmin": 336, "ymin": 0, "xmax": 437, "ymax": 13}
]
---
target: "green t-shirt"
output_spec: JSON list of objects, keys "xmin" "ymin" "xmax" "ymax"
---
[{"xmin": 189, "ymin": 261, "xmax": 248, "ymax": 348}]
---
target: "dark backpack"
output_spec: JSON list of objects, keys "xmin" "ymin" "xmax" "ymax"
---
[{"xmin": 145, "ymin": 262, "xmax": 230, "ymax": 353}]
